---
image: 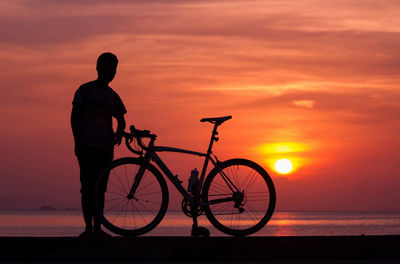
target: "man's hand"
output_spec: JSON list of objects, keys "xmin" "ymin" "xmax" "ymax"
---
[
  {"xmin": 114, "ymin": 115, "xmax": 126, "ymax": 146},
  {"xmin": 114, "ymin": 131, "xmax": 123, "ymax": 146}
]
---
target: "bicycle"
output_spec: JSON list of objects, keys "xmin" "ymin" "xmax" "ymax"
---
[{"xmin": 94, "ymin": 116, "xmax": 276, "ymax": 236}]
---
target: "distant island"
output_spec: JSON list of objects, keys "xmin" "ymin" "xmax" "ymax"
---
[
  {"xmin": 39, "ymin": 206, "xmax": 56, "ymax": 211},
  {"xmin": 64, "ymin": 208, "xmax": 79, "ymax": 211}
]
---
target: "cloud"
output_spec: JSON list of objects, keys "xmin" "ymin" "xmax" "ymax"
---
[
  {"xmin": 2, "ymin": 0, "xmax": 400, "ymax": 86},
  {"xmin": 1, "ymin": 0, "xmax": 400, "ymax": 210},
  {"xmin": 237, "ymin": 88, "xmax": 400, "ymax": 124},
  {"xmin": 0, "ymin": 15, "xmax": 132, "ymax": 46},
  {"xmin": 293, "ymin": 100, "xmax": 315, "ymax": 108}
]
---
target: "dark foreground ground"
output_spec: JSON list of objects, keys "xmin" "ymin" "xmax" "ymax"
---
[{"xmin": 1, "ymin": 236, "xmax": 400, "ymax": 262}]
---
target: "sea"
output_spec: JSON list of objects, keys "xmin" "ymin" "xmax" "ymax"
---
[{"xmin": 1, "ymin": 211, "xmax": 400, "ymax": 237}]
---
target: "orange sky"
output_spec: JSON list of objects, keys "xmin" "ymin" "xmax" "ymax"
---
[{"xmin": 1, "ymin": 0, "xmax": 400, "ymax": 211}]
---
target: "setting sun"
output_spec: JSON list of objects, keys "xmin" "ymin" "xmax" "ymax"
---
[
  {"xmin": 257, "ymin": 142, "xmax": 309, "ymax": 175},
  {"xmin": 274, "ymin": 159, "xmax": 293, "ymax": 174}
]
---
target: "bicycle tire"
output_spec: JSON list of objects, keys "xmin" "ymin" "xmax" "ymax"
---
[
  {"xmin": 202, "ymin": 158, "xmax": 276, "ymax": 236},
  {"xmin": 95, "ymin": 157, "xmax": 169, "ymax": 236}
]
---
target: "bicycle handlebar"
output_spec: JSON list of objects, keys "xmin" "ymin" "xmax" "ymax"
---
[
  {"xmin": 129, "ymin": 125, "xmax": 152, "ymax": 138},
  {"xmin": 123, "ymin": 125, "xmax": 156, "ymax": 154}
]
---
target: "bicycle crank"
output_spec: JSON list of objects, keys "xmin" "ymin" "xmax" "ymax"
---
[{"xmin": 181, "ymin": 198, "xmax": 204, "ymax": 217}]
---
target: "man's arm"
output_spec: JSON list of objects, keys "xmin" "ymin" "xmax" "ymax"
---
[
  {"xmin": 114, "ymin": 115, "xmax": 126, "ymax": 146},
  {"xmin": 70, "ymin": 105, "xmax": 82, "ymax": 145}
]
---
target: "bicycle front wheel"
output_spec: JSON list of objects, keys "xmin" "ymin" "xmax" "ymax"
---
[
  {"xmin": 95, "ymin": 157, "xmax": 168, "ymax": 236},
  {"xmin": 202, "ymin": 159, "xmax": 276, "ymax": 236}
]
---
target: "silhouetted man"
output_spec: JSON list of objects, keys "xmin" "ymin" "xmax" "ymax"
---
[{"xmin": 71, "ymin": 52, "xmax": 126, "ymax": 238}]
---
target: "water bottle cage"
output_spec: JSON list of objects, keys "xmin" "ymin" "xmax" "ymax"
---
[{"xmin": 187, "ymin": 168, "xmax": 199, "ymax": 193}]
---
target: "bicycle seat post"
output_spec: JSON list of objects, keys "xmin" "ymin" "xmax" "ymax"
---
[
  {"xmin": 194, "ymin": 122, "xmax": 218, "ymax": 197},
  {"xmin": 208, "ymin": 123, "xmax": 219, "ymax": 152}
]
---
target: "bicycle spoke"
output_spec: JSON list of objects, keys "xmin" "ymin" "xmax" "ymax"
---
[
  {"xmin": 106, "ymin": 189, "xmax": 126, "ymax": 196},
  {"xmin": 242, "ymin": 170, "xmax": 257, "ymax": 190},
  {"xmin": 204, "ymin": 160, "xmax": 275, "ymax": 235},
  {"xmin": 100, "ymin": 159, "xmax": 167, "ymax": 235},
  {"xmin": 237, "ymin": 212, "xmax": 241, "ymax": 229},
  {"xmin": 210, "ymin": 180, "xmax": 232, "ymax": 193},
  {"xmin": 233, "ymin": 209, "xmax": 240, "ymax": 229},
  {"xmin": 132, "ymin": 202, "xmax": 148, "ymax": 225},
  {"xmin": 211, "ymin": 203, "xmax": 230, "ymax": 212},
  {"xmin": 111, "ymin": 199, "xmax": 129, "ymax": 224},
  {"xmin": 136, "ymin": 198, "xmax": 161, "ymax": 205},
  {"xmin": 135, "ymin": 190, "xmax": 162, "ymax": 197},
  {"xmin": 227, "ymin": 165, "xmax": 238, "ymax": 189},
  {"xmin": 232, "ymin": 167, "xmax": 241, "ymax": 191},
  {"xmin": 208, "ymin": 193, "xmax": 232, "ymax": 197},
  {"xmin": 230, "ymin": 207, "xmax": 234, "ymax": 227},
  {"xmin": 232, "ymin": 165, "xmax": 240, "ymax": 190},
  {"xmin": 246, "ymin": 201, "xmax": 262, "ymax": 221},
  {"xmin": 246, "ymin": 197, "xmax": 268, "ymax": 201},
  {"xmin": 129, "ymin": 200, "xmax": 136, "ymax": 229},
  {"xmin": 247, "ymin": 198, "xmax": 269, "ymax": 202},
  {"xmin": 109, "ymin": 182, "xmax": 127, "ymax": 194},
  {"xmin": 246, "ymin": 193, "xmax": 269, "ymax": 202},
  {"xmin": 112, "ymin": 169, "xmax": 128, "ymax": 193},
  {"xmin": 124, "ymin": 164, "xmax": 130, "ymax": 192},
  {"xmin": 123, "ymin": 199, "xmax": 129, "ymax": 228},
  {"xmin": 105, "ymin": 198, "xmax": 126, "ymax": 213},
  {"xmin": 136, "ymin": 177, "xmax": 157, "ymax": 195},
  {"xmin": 105, "ymin": 197, "xmax": 126, "ymax": 202},
  {"xmin": 129, "ymin": 164, "xmax": 139, "ymax": 189},
  {"xmin": 245, "ymin": 177, "xmax": 259, "ymax": 194},
  {"xmin": 212, "ymin": 211, "xmax": 241, "ymax": 215},
  {"xmin": 210, "ymin": 186, "xmax": 231, "ymax": 196},
  {"xmin": 211, "ymin": 201, "xmax": 233, "ymax": 212},
  {"xmin": 245, "ymin": 191, "xmax": 268, "ymax": 195}
]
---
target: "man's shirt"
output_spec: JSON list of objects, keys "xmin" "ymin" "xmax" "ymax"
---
[{"xmin": 72, "ymin": 80, "xmax": 127, "ymax": 150}]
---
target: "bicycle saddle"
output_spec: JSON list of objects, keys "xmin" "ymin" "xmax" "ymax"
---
[{"xmin": 200, "ymin": 115, "xmax": 232, "ymax": 124}]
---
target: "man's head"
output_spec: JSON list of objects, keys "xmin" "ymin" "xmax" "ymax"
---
[{"xmin": 96, "ymin": 52, "xmax": 118, "ymax": 83}]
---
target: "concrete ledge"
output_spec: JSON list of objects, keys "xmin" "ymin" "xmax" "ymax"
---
[{"xmin": 1, "ymin": 236, "xmax": 400, "ymax": 261}]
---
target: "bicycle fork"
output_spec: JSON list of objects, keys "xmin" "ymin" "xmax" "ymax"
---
[
  {"xmin": 127, "ymin": 146, "xmax": 154, "ymax": 200},
  {"xmin": 126, "ymin": 157, "xmax": 147, "ymax": 200}
]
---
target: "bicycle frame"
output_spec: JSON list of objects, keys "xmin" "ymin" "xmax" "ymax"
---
[
  {"xmin": 151, "ymin": 147, "xmax": 212, "ymax": 201},
  {"xmin": 128, "ymin": 122, "xmax": 240, "ymax": 206}
]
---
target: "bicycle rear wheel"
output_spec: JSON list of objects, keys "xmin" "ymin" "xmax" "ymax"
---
[
  {"xmin": 95, "ymin": 157, "xmax": 168, "ymax": 236},
  {"xmin": 202, "ymin": 159, "xmax": 276, "ymax": 236}
]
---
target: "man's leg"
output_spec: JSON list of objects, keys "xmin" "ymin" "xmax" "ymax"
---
[
  {"xmin": 76, "ymin": 146, "xmax": 94, "ymax": 236},
  {"xmin": 93, "ymin": 148, "xmax": 113, "ymax": 234}
]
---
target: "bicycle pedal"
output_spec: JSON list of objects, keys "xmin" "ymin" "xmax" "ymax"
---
[{"xmin": 191, "ymin": 226, "xmax": 210, "ymax": 237}]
